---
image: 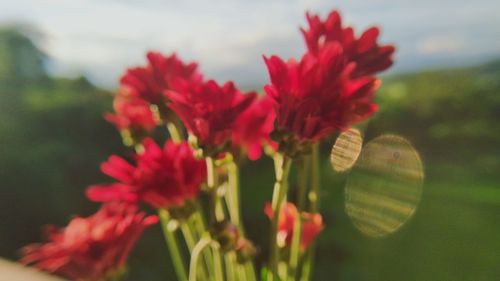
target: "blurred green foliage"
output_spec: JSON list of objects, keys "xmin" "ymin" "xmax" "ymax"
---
[
  {"xmin": 0, "ymin": 26, "xmax": 122, "ymax": 261},
  {"xmin": 0, "ymin": 27, "xmax": 499, "ymax": 280},
  {"xmin": 0, "ymin": 27, "xmax": 46, "ymax": 81}
]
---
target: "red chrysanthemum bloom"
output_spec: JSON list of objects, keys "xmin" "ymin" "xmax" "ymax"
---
[
  {"xmin": 265, "ymin": 202, "xmax": 324, "ymax": 251},
  {"xmin": 120, "ymin": 51, "xmax": 203, "ymax": 105},
  {"xmin": 106, "ymin": 52, "xmax": 202, "ymax": 136},
  {"xmin": 104, "ymin": 90, "xmax": 157, "ymax": 134},
  {"xmin": 21, "ymin": 203, "xmax": 157, "ymax": 281},
  {"xmin": 232, "ymin": 95, "xmax": 277, "ymax": 160},
  {"xmin": 301, "ymin": 10, "xmax": 395, "ymax": 78},
  {"xmin": 86, "ymin": 139, "xmax": 206, "ymax": 209},
  {"xmin": 264, "ymin": 43, "xmax": 379, "ymax": 145},
  {"xmin": 166, "ymin": 80, "xmax": 256, "ymax": 154}
]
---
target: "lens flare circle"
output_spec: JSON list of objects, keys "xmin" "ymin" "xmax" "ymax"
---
[
  {"xmin": 345, "ymin": 134, "xmax": 424, "ymax": 238},
  {"xmin": 330, "ymin": 128, "xmax": 363, "ymax": 172}
]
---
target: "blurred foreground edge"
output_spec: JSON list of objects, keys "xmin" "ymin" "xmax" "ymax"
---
[{"xmin": 0, "ymin": 258, "xmax": 66, "ymax": 281}]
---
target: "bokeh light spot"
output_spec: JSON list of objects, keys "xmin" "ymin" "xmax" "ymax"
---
[
  {"xmin": 330, "ymin": 128, "xmax": 363, "ymax": 172},
  {"xmin": 345, "ymin": 135, "xmax": 424, "ymax": 238}
]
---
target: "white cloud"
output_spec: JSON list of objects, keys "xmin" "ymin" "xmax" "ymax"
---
[{"xmin": 417, "ymin": 35, "xmax": 465, "ymax": 55}]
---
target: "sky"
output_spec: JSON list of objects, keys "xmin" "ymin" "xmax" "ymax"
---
[{"xmin": 1, "ymin": 0, "xmax": 500, "ymax": 89}]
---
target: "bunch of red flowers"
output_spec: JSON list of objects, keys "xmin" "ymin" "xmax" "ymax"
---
[
  {"xmin": 21, "ymin": 9, "xmax": 394, "ymax": 281},
  {"xmin": 21, "ymin": 203, "xmax": 157, "ymax": 281},
  {"xmin": 87, "ymin": 139, "xmax": 207, "ymax": 209},
  {"xmin": 265, "ymin": 11, "xmax": 393, "ymax": 155}
]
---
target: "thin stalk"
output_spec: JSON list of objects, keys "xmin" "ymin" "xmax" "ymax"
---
[
  {"xmin": 180, "ymin": 223, "xmax": 196, "ymax": 250},
  {"xmin": 159, "ymin": 209, "xmax": 188, "ymax": 281},
  {"xmin": 189, "ymin": 237, "xmax": 212, "ymax": 281},
  {"xmin": 167, "ymin": 122, "xmax": 182, "ymax": 143},
  {"xmin": 212, "ymin": 244, "xmax": 224, "ymax": 281},
  {"xmin": 181, "ymin": 222, "xmax": 208, "ymax": 281},
  {"xmin": 269, "ymin": 154, "xmax": 292, "ymax": 281},
  {"xmin": 244, "ymin": 262, "xmax": 256, "ymax": 281},
  {"xmin": 237, "ymin": 262, "xmax": 248, "ymax": 281},
  {"xmin": 279, "ymin": 262, "xmax": 288, "ymax": 280},
  {"xmin": 301, "ymin": 144, "xmax": 321, "ymax": 281},
  {"xmin": 206, "ymin": 156, "xmax": 216, "ymax": 225},
  {"xmin": 206, "ymin": 157, "xmax": 225, "ymax": 223},
  {"xmin": 224, "ymin": 252, "xmax": 236, "ymax": 281},
  {"xmin": 205, "ymin": 157, "xmax": 219, "ymax": 224},
  {"xmin": 133, "ymin": 144, "xmax": 145, "ymax": 154},
  {"xmin": 225, "ymin": 160, "xmax": 257, "ymax": 281},
  {"xmin": 215, "ymin": 201, "xmax": 226, "ymax": 222},
  {"xmin": 288, "ymin": 215, "xmax": 302, "ymax": 281},
  {"xmin": 309, "ymin": 144, "xmax": 320, "ymax": 212},
  {"xmin": 226, "ymin": 161, "xmax": 243, "ymax": 229},
  {"xmin": 192, "ymin": 212, "xmax": 215, "ymax": 281},
  {"xmin": 192, "ymin": 211, "xmax": 207, "ymax": 241},
  {"xmin": 296, "ymin": 156, "xmax": 310, "ymax": 211},
  {"xmin": 299, "ymin": 249, "xmax": 314, "ymax": 281},
  {"xmin": 292, "ymin": 154, "xmax": 311, "ymax": 280}
]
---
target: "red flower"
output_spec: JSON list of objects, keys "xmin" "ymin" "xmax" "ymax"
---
[
  {"xmin": 106, "ymin": 52, "xmax": 202, "ymax": 136},
  {"xmin": 21, "ymin": 203, "xmax": 157, "ymax": 281},
  {"xmin": 265, "ymin": 202, "xmax": 323, "ymax": 251},
  {"xmin": 232, "ymin": 95, "xmax": 277, "ymax": 160},
  {"xmin": 120, "ymin": 51, "xmax": 203, "ymax": 105},
  {"xmin": 104, "ymin": 89, "xmax": 157, "ymax": 134},
  {"xmin": 87, "ymin": 139, "xmax": 206, "ymax": 209},
  {"xmin": 264, "ymin": 43, "xmax": 379, "ymax": 144},
  {"xmin": 301, "ymin": 10, "xmax": 395, "ymax": 78},
  {"xmin": 166, "ymin": 80, "xmax": 256, "ymax": 153}
]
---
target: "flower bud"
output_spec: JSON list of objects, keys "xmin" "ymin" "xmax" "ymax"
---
[
  {"xmin": 210, "ymin": 221, "xmax": 240, "ymax": 252},
  {"xmin": 235, "ymin": 238, "xmax": 258, "ymax": 263}
]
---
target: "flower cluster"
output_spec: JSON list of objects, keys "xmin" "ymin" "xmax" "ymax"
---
[
  {"xmin": 166, "ymin": 80, "xmax": 256, "ymax": 155},
  {"xmin": 21, "ymin": 8, "xmax": 394, "ymax": 281},
  {"xmin": 301, "ymin": 11, "xmax": 394, "ymax": 78},
  {"xmin": 106, "ymin": 52, "xmax": 203, "ymax": 141},
  {"xmin": 21, "ymin": 203, "xmax": 157, "ymax": 281},
  {"xmin": 265, "ymin": 10, "xmax": 394, "ymax": 155},
  {"xmin": 87, "ymin": 138, "xmax": 206, "ymax": 210},
  {"xmin": 120, "ymin": 52, "xmax": 202, "ymax": 105},
  {"xmin": 104, "ymin": 89, "xmax": 158, "ymax": 137}
]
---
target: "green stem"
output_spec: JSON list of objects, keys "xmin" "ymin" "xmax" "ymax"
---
[
  {"xmin": 159, "ymin": 209, "xmax": 188, "ymax": 281},
  {"xmin": 167, "ymin": 122, "xmax": 182, "ymax": 143},
  {"xmin": 189, "ymin": 237, "xmax": 212, "ymax": 281},
  {"xmin": 192, "ymin": 211, "xmax": 215, "ymax": 281},
  {"xmin": 288, "ymin": 214, "xmax": 302, "ymax": 281},
  {"xmin": 181, "ymin": 222, "xmax": 208, "ymax": 281},
  {"xmin": 309, "ymin": 144, "xmax": 320, "ymax": 212},
  {"xmin": 206, "ymin": 156, "xmax": 217, "ymax": 225},
  {"xmin": 225, "ymin": 159, "xmax": 257, "ymax": 281},
  {"xmin": 296, "ymin": 156, "xmax": 310, "ymax": 211},
  {"xmin": 206, "ymin": 157, "xmax": 225, "ymax": 223},
  {"xmin": 301, "ymin": 144, "xmax": 321, "ymax": 281},
  {"xmin": 269, "ymin": 154, "xmax": 292, "ymax": 281},
  {"xmin": 226, "ymin": 160, "xmax": 243, "ymax": 229},
  {"xmin": 224, "ymin": 252, "xmax": 236, "ymax": 281},
  {"xmin": 300, "ymin": 249, "xmax": 314, "ymax": 281},
  {"xmin": 192, "ymin": 211, "xmax": 207, "ymax": 241},
  {"xmin": 244, "ymin": 262, "xmax": 256, "ymax": 281},
  {"xmin": 212, "ymin": 243, "xmax": 225, "ymax": 281},
  {"xmin": 237, "ymin": 261, "xmax": 248, "ymax": 281},
  {"xmin": 180, "ymin": 223, "xmax": 196, "ymax": 251},
  {"xmin": 279, "ymin": 262, "xmax": 288, "ymax": 280}
]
